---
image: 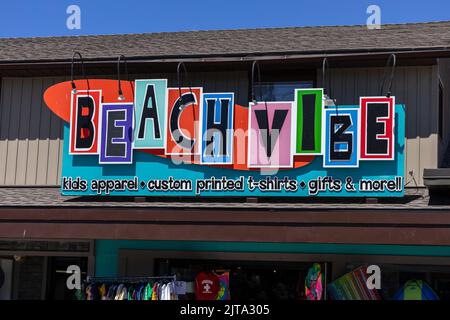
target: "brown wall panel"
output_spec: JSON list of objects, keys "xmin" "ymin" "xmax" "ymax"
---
[{"xmin": 1, "ymin": 221, "xmax": 450, "ymax": 246}]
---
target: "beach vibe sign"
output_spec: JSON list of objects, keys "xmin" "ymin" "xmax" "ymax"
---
[{"xmin": 43, "ymin": 79, "xmax": 404, "ymax": 197}]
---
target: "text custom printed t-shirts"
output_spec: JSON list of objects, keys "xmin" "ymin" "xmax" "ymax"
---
[{"xmin": 195, "ymin": 272, "xmax": 220, "ymax": 300}]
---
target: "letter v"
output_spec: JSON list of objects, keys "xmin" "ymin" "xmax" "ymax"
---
[{"xmin": 254, "ymin": 109, "xmax": 288, "ymax": 158}]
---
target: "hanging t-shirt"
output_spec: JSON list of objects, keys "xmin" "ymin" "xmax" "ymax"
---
[
  {"xmin": 136, "ymin": 283, "xmax": 145, "ymax": 300},
  {"xmin": 174, "ymin": 281, "xmax": 187, "ymax": 295},
  {"xmin": 114, "ymin": 284, "xmax": 128, "ymax": 300},
  {"xmin": 127, "ymin": 285, "xmax": 135, "ymax": 300},
  {"xmin": 216, "ymin": 272, "xmax": 230, "ymax": 300},
  {"xmin": 152, "ymin": 283, "xmax": 158, "ymax": 300},
  {"xmin": 86, "ymin": 284, "xmax": 99, "ymax": 300},
  {"xmin": 305, "ymin": 263, "xmax": 323, "ymax": 300},
  {"xmin": 98, "ymin": 283, "xmax": 108, "ymax": 300},
  {"xmin": 162, "ymin": 283, "xmax": 172, "ymax": 300},
  {"xmin": 160, "ymin": 284, "xmax": 167, "ymax": 300},
  {"xmin": 195, "ymin": 272, "xmax": 220, "ymax": 300},
  {"xmin": 170, "ymin": 282, "xmax": 179, "ymax": 300},
  {"xmin": 106, "ymin": 285, "xmax": 117, "ymax": 300},
  {"xmin": 159, "ymin": 283, "xmax": 166, "ymax": 300},
  {"xmin": 143, "ymin": 283, "xmax": 152, "ymax": 300}
]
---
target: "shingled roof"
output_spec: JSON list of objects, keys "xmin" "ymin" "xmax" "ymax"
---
[{"xmin": 1, "ymin": 21, "xmax": 450, "ymax": 63}]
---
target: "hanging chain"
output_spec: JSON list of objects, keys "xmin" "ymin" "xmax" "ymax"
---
[
  {"xmin": 117, "ymin": 55, "xmax": 128, "ymax": 100},
  {"xmin": 70, "ymin": 51, "xmax": 87, "ymax": 93}
]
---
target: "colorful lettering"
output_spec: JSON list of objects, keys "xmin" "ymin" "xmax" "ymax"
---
[
  {"xmin": 62, "ymin": 80, "xmax": 398, "ymax": 169},
  {"xmin": 295, "ymin": 89, "xmax": 323, "ymax": 155},
  {"xmin": 99, "ymin": 103, "xmax": 133, "ymax": 164},
  {"xmin": 69, "ymin": 90, "xmax": 101, "ymax": 154},
  {"xmin": 200, "ymin": 93, "xmax": 234, "ymax": 164},
  {"xmin": 324, "ymin": 108, "xmax": 359, "ymax": 168},
  {"xmin": 166, "ymin": 88, "xmax": 202, "ymax": 155},
  {"xmin": 133, "ymin": 79, "xmax": 167, "ymax": 149},
  {"xmin": 360, "ymin": 97, "xmax": 394, "ymax": 160}
]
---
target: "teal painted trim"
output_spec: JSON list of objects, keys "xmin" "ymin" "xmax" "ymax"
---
[{"xmin": 95, "ymin": 240, "xmax": 450, "ymax": 277}]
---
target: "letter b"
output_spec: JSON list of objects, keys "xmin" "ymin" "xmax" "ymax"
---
[{"xmin": 69, "ymin": 91, "xmax": 101, "ymax": 155}]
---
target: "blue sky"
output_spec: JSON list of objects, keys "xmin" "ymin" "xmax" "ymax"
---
[{"xmin": 0, "ymin": 0, "xmax": 449, "ymax": 38}]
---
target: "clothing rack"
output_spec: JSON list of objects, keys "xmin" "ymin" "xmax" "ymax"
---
[{"xmin": 86, "ymin": 275, "xmax": 176, "ymax": 283}]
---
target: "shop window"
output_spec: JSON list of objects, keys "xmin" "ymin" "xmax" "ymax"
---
[
  {"xmin": 154, "ymin": 258, "xmax": 329, "ymax": 301},
  {"xmin": 253, "ymin": 81, "xmax": 314, "ymax": 102}
]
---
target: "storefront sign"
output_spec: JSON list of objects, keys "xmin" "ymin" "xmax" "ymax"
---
[{"xmin": 44, "ymin": 79, "xmax": 405, "ymax": 197}]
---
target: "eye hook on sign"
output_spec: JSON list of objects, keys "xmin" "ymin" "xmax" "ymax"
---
[
  {"xmin": 251, "ymin": 60, "xmax": 263, "ymax": 104},
  {"xmin": 70, "ymin": 51, "xmax": 88, "ymax": 94},
  {"xmin": 322, "ymin": 57, "xmax": 330, "ymax": 97},
  {"xmin": 380, "ymin": 53, "xmax": 396, "ymax": 98},
  {"xmin": 177, "ymin": 62, "xmax": 194, "ymax": 107},
  {"xmin": 251, "ymin": 61, "xmax": 270, "ymax": 138},
  {"xmin": 117, "ymin": 55, "xmax": 128, "ymax": 101},
  {"xmin": 176, "ymin": 62, "xmax": 198, "ymax": 129},
  {"xmin": 322, "ymin": 57, "xmax": 336, "ymax": 108}
]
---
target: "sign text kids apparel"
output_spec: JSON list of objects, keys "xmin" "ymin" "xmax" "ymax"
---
[{"xmin": 195, "ymin": 272, "xmax": 220, "ymax": 300}]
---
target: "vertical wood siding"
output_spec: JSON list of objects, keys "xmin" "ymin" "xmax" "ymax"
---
[
  {"xmin": 0, "ymin": 77, "xmax": 66, "ymax": 186},
  {"xmin": 0, "ymin": 71, "xmax": 248, "ymax": 186},
  {"xmin": 318, "ymin": 66, "xmax": 439, "ymax": 187}
]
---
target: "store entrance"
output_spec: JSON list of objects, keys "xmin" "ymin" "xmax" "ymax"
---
[
  {"xmin": 154, "ymin": 258, "xmax": 328, "ymax": 300},
  {"xmin": 0, "ymin": 255, "xmax": 88, "ymax": 300}
]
